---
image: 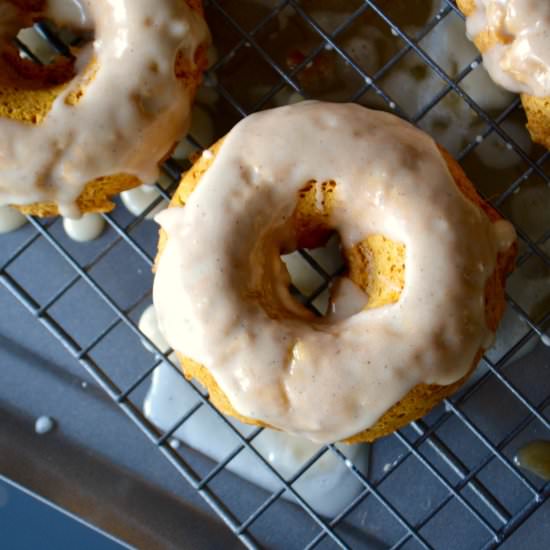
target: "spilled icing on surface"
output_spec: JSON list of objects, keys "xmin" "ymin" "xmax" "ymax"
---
[
  {"xmin": 154, "ymin": 102, "xmax": 516, "ymax": 443},
  {"xmin": 465, "ymin": 0, "xmax": 550, "ymax": 96},
  {"xmin": 139, "ymin": 304, "xmax": 172, "ymax": 357},
  {"xmin": 62, "ymin": 213, "xmax": 105, "ymax": 242},
  {"xmin": 139, "ymin": 304, "xmax": 368, "ymax": 517},
  {"xmin": 0, "ymin": 205, "xmax": 27, "ymax": 233},
  {"xmin": 0, "ymin": 0, "xmax": 209, "ymax": 216},
  {"xmin": 514, "ymin": 440, "xmax": 550, "ymax": 480},
  {"xmin": 34, "ymin": 415, "xmax": 55, "ymax": 435}
]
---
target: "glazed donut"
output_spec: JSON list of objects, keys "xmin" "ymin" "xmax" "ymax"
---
[
  {"xmin": 153, "ymin": 101, "xmax": 517, "ymax": 444},
  {"xmin": 0, "ymin": 0, "xmax": 209, "ymax": 217},
  {"xmin": 457, "ymin": 0, "xmax": 550, "ymax": 149}
]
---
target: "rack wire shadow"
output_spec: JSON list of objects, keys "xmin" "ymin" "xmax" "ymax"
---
[{"xmin": 1, "ymin": 1, "xmax": 549, "ymax": 548}]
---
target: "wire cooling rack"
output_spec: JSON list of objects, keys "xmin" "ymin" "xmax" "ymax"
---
[{"xmin": 2, "ymin": 1, "xmax": 550, "ymax": 548}]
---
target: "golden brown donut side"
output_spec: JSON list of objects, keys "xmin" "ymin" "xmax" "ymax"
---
[
  {"xmin": 155, "ymin": 141, "xmax": 516, "ymax": 443},
  {"xmin": 0, "ymin": 0, "xmax": 208, "ymax": 217},
  {"xmin": 457, "ymin": 0, "xmax": 550, "ymax": 149}
]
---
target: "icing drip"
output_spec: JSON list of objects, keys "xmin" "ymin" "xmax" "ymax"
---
[{"xmin": 62, "ymin": 213, "xmax": 105, "ymax": 242}]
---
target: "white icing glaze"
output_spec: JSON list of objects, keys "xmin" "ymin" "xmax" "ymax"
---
[
  {"xmin": 139, "ymin": 304, "xmax": 368, "ymax": 517},
  {"xmin": 62, "ymin": 213, "xmax": 105, "ymax": 242},
  {"xmin": 0, "ymin": 0, "xmax": 209, "ymax": 216},
  {"xmin": 139, "ymin": 304, "xmax": 171, "ymax": 356},
  {"xmin": 0, "ymin": 205, "xmax": 27, "ymax": 233},
  {"xmin": 145, "ymin": 361, "xmax": 368, "ymax": 516},
  {"xmin": 121, "ymin": 184, "xmax": 168, "ymax": 220},
  {"xmin": 465, "ymin": 0, "xmax": 550, "ymax": 96},
  {"xmin": 34, "ymin": 415, "xmax": 55, "ymax": 435},
  {"xmin": 154, "ymin": 101, "xmax": 516, "ymax": 443}
]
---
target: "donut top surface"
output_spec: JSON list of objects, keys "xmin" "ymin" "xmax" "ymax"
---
[
  {"xmin": 0, "ymin": 0, "xmax": 209, "ymax": 217},
  {"xmin": 154, "ymin": 102, "xmax": 515, "ymax": 443},
  {"xmin": 465, "ymin": 0, "xmax": 550, "ymax": 97}
]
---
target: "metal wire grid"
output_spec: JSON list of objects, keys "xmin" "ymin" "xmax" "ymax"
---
[{"xmin": 2, "ymin": 0, "xmax": 550, "ymax": 548}]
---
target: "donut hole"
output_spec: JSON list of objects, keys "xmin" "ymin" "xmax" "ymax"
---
[
  {"xmin": 280, "ymin": 180, "xmax": 407, "ymax": 320},
  {"xmin": 174, "ymin": 151, "xmax": 407, "ymax": 323},
  {"xmin": 282, "ymin": 233, "xmax": 347, "ymax": 317},
  {"xmin": 17, "ymin": 20, "xmax": 90, "ymax": 65}
]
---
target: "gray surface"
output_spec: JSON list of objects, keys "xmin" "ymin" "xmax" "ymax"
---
[{"xmin": 0, "ymin": 477, "xmax": 127, "ymax": 550}]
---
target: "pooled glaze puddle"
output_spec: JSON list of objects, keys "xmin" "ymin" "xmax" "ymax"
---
[
  {"xmin": 141, "ymin": 304, "xmax": 369, "ymax": 517},
  {"xmin": 514, "ymin": 440, "xmax": 550, "ymax": 480}
]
